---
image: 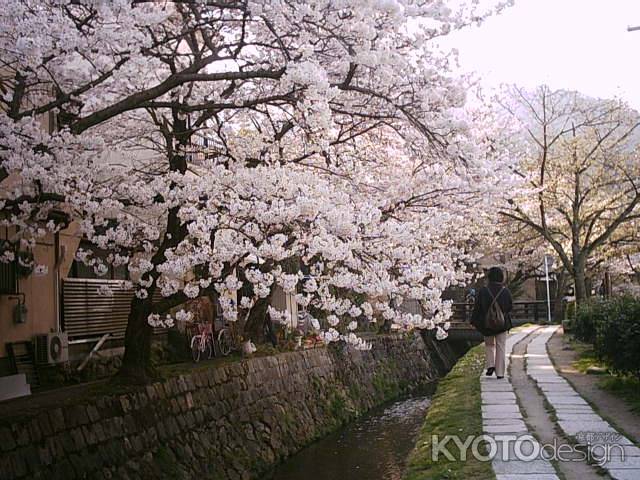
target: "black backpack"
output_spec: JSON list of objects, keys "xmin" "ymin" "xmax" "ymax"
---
[{"xmin": 485, "ymin": 287, "xmax": 506, "ymax": 331}]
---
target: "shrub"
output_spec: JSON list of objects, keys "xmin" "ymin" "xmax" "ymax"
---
[
  {"xmin": 573, "ymin": 299, "xmax": 606, "ymax": 344},
  {"xmin": 593, "ymin": 296, "xmax": 640, "ymax": 381},
  {"xmin": 574, "ymin": 296, "xmax": 640, "ymax": 381}
]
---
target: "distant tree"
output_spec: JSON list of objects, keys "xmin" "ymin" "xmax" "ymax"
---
[{"xmin": 499, "ymin": 85, "xmax": 640, "ymax": 304}]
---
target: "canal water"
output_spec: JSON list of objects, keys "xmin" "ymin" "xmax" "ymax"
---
[{"xmin": 263, "ymin": 389, "xmax": 434, "ymax": 480}]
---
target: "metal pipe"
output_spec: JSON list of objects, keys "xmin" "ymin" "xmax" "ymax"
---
[{"xmin": 76, "ymin": 333, "xmax": 110, "ymax": 372}]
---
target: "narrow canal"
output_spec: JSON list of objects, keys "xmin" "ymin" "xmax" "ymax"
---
[{"xmin": 263, "ymin": 389, "xmax": 434, "ymax": 480}]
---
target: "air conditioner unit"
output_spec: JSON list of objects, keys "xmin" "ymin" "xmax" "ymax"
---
[{"xmin": 34, "ymin": 332, "xmax": 69, "ymax": 364}]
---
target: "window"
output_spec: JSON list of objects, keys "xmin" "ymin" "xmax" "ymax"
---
[
  {"xmin": 0, "ymin": 260, "xmax": 17, "ymax": 294},
  {"xmin": 69, "ymin": 241, "xmax": 129, "ymax": 280}
]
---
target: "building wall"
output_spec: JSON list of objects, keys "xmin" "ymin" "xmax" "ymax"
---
[
  {"xmin": 0, "ymin": 225, "xmax": 80, "ymax": 358},
  {"xmin": 270, "ymin": 285, "xmax": 299, "ymax": 328}
]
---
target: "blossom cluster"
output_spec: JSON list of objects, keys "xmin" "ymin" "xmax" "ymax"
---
[{"xmin": 0, "ymin": 0, "xmax": 519, "ymax": 351}]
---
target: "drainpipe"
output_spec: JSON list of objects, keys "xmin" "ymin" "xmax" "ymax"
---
[{"xmin": 53, "ymin": 232, "xmax": 65, "ymax": 333}]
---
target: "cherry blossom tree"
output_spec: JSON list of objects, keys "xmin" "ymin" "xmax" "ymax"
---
[
  {"xmin": 498, "ymin": 85, "xmax": 640, "ymax": 304},
  {"xmin": 1, "ymin": 0, "xmax": 515, "ymax": 382}
]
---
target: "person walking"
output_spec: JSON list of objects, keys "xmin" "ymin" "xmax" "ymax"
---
[{"xmin": 470, "ymin": 266, "xmax": 513, "ymax": 379}]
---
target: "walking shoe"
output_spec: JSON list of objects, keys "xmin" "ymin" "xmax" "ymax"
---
[
  {"xmin": 485, "ymin": 367, "xmax": 495, "ymax": 376},
  {"xmin": 496, "ymin": 376, "xmax": 504, "ymax": 379}
]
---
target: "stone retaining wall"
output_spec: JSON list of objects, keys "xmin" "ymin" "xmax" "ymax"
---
[{"xmin": 0, "ymin": 333, "xmax": 459, "ymax": 480}]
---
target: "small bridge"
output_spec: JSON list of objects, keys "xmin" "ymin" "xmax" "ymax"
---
[{"xmin": 447, "ymin": 300, "xmax": 551, "ymax": 342}]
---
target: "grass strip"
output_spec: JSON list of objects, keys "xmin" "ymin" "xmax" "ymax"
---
[
  {"xmin": 567, "ymin": 336, "xmax": 640, "ymax": 414},
  {"xmin": 403, "ymin": 344, "xmax": 494, "ymax": 480}
]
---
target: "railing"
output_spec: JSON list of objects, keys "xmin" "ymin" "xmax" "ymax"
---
[
  {"xmin": 445, "ymin": 300, "xmax": 552, "ymax": 342},
  {"xmin": 451, "ymin": 300, "xmax": 551, "ymax": 325}
]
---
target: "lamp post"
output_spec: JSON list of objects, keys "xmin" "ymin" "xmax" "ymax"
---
[{"xmin": 544, "ymin": 255, "xmax": 554, "ymax": 324}]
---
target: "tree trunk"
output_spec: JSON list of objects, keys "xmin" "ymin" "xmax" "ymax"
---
[
  {"xmin": 553, "ymin": 270, "xmax": 568, "ymax": 321},
  {"xmin": 379, "ymin": 318, "xmax": 392, "ymax": 334},
  {"xmin": 118, "ymin": 296, "xmax": 155, "ymax": 383},
  {"xmin": 242, "ymin": 296, "xmax": 272, "ymax": 344},
  {"xmin": 574, "ymin": 263, "xmax": 588, "ymax": 305}
]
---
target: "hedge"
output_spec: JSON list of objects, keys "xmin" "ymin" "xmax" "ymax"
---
[{"xmin": 573, "ymin": 296, "xmax": 640, "ymax": 381}]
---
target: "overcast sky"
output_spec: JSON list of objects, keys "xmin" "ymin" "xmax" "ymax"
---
[{"xmin": 439, "ymin": 0, "xmax": 640, "ymax": 109}]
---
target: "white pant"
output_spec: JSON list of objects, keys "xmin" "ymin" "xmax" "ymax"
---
[{"xmin": 484, "ymin": 331, "xmax": 507, "ymax": 377}]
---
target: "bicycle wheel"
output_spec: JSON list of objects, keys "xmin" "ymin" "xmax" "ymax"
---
[
  {"xmin": 205, "ymin": 337, "xmax": 214, "ymax": 359},
  {"xmin": 218, "ymin": 329, "xmax": 232, "ymax": 356},
  {"xmin": 191, "ymin": 335, "xmax": 202, "ymax": 362}
]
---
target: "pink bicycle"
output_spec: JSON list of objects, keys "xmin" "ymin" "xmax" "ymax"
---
[{"xmin": 190, "ymin": 322, "xmax": 214, "ymax": 362}]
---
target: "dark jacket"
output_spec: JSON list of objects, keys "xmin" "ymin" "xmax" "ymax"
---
[{"xmin": 470, "ymin": 282, "xmax": 513, "ymax": 336}]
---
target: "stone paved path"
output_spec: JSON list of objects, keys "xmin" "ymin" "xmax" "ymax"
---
[
  {"xmin": 526, "ymin": 325, "xmax": 640, "ymax": 480},
  {"xmin": 481, "ymin": 326, "xmax": 561, "ymax": 480}
]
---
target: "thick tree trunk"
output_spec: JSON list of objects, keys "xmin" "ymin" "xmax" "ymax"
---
[
  {"xmin": 118, "ymin": 297, "xmax": 155, "ymax": 383},
  {"xmin": 242, "ymin": 296, "xmax": 272, "ymax": 344},
  {"xmin": 553, "ymin": 270, "xmax": 568, "ymax": 321},
  {"xmin": 118, "ymin": 113, "xmax": 190, "ymax": 384},
  {"xmin": 574, "ymin": 263, "xmax": 588, "ymax": 305}
]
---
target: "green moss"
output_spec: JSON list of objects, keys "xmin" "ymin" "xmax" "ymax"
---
[
  {"xmin": 372, "ymin": 370, "xmax": 393, "ymax": 397},
  {"xmin": 372, "ymin": 363, "xmax": 402, "ymax": 400},
  {"xmin": 329, "ymin": 394, "xmax": 347, "ymax": 417},
  {"xmin": 348, "ymin": 382, "xmax": 364, "ymax": 402},
  {"xmin": 403, "ymin": 345, "xmax": 494, "ymax": 480},
  {"xmin": 154, "ymin": 445, "xmax": 187, "ymax": 479}
]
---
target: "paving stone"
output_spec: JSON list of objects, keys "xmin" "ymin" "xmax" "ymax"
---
[
  {"xmin": 545, "ymin": 395, "xmax": 589, "ymax": 406},
  {"xmin": 495, "ymin": 475, "xmax": 559, "ymax": 480},
  {"xmin": 538, "ymin": 387, "xmax": 577, "ymax": 396},
  {"xmin": 533, "ymin": 377, "xmax": 568, "ymax": 384},
  {"xmin": 483, "ymin": 399, "xmax": 518, "ymax": 406},
  {"xmin": 481, "ymin": 376, "xmax": 512, "ymax": 382},
  {"xmin": 607, "ymin": 436, "xmax": 638, "ymax": 446},
  {"xmin": 483, "ymin": 411, "xmax": 524, "ymax": 420},
  {"xmin": 483, "ymin": 392, "xmax": 517, "ymax": 400},
  {"xmin": 492, "ymin": 459, "xmax": 557, "ymax": 475},
  {"xmin": 558, "ymin": 420, "xmax": 618, "ymax": 436},
  {"xmin": 608, "ymin": 469, "xmax": 640, "ymax": 480},
  {"xmin": 554, "ymin": 413, "xmax": 603, "ymax": 422},
  {"xmin": 538, "ymin": 383, "xmax": 575, "ymax": 391},
  {"xmin": 553, "ymin": 405, "xmax": 594, "ymax": 412},
  {"xmin": 484, "ymin": 418, "xmax": 525, "ymax": 425},
  {"xmin": 493, "ymin": 437, "xmax": 541, "ymax": 460},
  {"xmin": 482, "ymin": 384, "xmax": 515, "ymax": 392},
  {"xmin": 528, "ymin": 367, "xmax": 556, "ymax": 373},
  {"xmin": 484, "ymin": 423, "xmax": 529, "ymax": 434},
  {"xmin": 600, "ymin": 455, "xmax": 640, "ymax": 469},
  {"xmin": 482, "ymin": 404, "xmax": 521, "ymax": 414},
  {"xmin": 606, "ymin": 445, "xmax": 640, "ymax": 458}
]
